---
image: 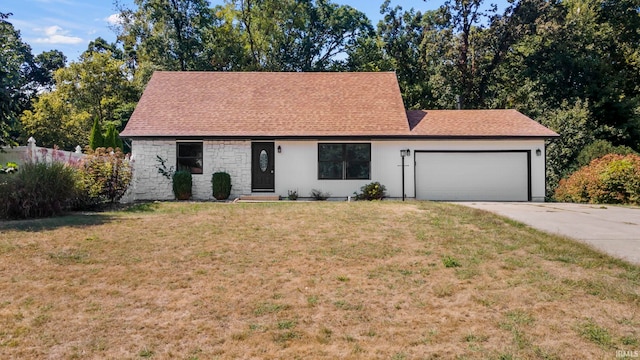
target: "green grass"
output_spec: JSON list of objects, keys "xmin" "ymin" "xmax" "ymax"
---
[{"xmin": 576, "ymin": 318, "xmax": 613, "ymax": 348}]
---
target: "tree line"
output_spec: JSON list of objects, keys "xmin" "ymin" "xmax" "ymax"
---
[{"xmin": 1, "ymin": 0, "xmax": 639, "ymax": 193}]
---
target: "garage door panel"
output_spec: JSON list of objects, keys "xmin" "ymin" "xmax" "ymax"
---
[{"xmin": 416, "ymin": 152, "xmax": 529, "ymax": 201}]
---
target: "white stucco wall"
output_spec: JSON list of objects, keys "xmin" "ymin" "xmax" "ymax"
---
[
  {"xmin": 274, "ymin": 139, "xmax": 547, "ymax": 201},
  {"xmin": 128, "ymin": 138, "xmax": 547, "ymax": 202}
]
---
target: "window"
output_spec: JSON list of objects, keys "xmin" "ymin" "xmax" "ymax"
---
[
  {"xmin": 177, "ymin": 142, "xmax": 203, "ymax": 174},
  {"xmin": 318, "ymin": 143, "xmax": 370, "ymax": 180}
]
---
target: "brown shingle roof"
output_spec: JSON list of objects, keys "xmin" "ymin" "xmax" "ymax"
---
[
  {"xmin": 121, "ymin": 71, "xmax": 409, "ymax": 137},
  {"xmin": 407, "ymin": 109, "xmax": 559, "ymax": 137},
  {"xmin": 121, "ymin": 71, "xmax": 558, "ymax": 138}
]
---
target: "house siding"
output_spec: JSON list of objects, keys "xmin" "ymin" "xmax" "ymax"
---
[
  {"xmin": 127, "ymin": 139, "xmax": 251, "ymax": 201},
  {"xmin": 127, "ymin": 139, "xmax": 175, "ymax": 201},
  {"xmin": 204, "ymin": 140, "xmax": 252, "ymax": 198},
  {"xmin": 274, "ymin": 139, "xmax": 546, "ymax": 201},
  {"xmin": 126, "ymin": 138, "xmax": 547, "ymax": 202}
]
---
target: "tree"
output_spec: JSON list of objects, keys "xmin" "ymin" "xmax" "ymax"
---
[
  {"xmin": 21, "ymin": 46, "xmax": 139, "ymax": 150},
  {"xmin": 497, "ymin": 0, "xmax": 640, "ymax": 148},
  {"xmin": 430, "ymin": 0, "xmax": 489, "ymax": 108},
  {"xmin": 346, "ymin": 35, "xmax": 393, "ymax": 72},
  {"xmin": 55, "ymin": 50, "xmax": 139, "ymax": 130},
  {"xmin": 540, "ymin": 99, "xmax": 595, "ymax": 195},
  {"xmin": 117, "ymin": 0, "xmax": 215, "ymax": 71},
  {"xmin": 30, "ymin": 50, "xmax": 67, "ymax": 92},
  {"xmin": 246, "ymin": 0, "xmax": 372, "ymax": 71},
  {"xmin": 204, "ymin": 3, "xmax": 253, "ymax": 70},
  {"xmin": 288, "ymin": 0, "xmax": 373, "ymax": 71},
  {"xmin": 576, "ymin": 139, "xmax": 637, "ymax": 167},
  {"xmin": 102, "ymin": 123, "xmax": 124, "ymax": 150},
  {"xmin": 85, "ymin": 37, "xmax": 125, "ymax": 60},
  {"xmin": 375, "ymin": 2, "xmax": 431, "ymax": 109},
  {"xmin": 21, "ymin": 91, "xmax": 90, "ymax": 149},
  {"xmin": 118, "ymin": 0, "xmax": 373, "ymax": 72},
  {"xmin": 89, "ymin": 117, "xmax": 105, "ymax": 150},
  {"xmin": 0, "ymin": 12, "xmax": 34, "ymax": 148}
]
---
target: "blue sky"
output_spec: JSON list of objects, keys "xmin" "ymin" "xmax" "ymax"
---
[{"xmin": 5, "ymin": 0, "xmax": 495, "ymax": 62}]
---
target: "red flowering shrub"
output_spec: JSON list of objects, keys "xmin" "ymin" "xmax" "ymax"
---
[{"xmin": 555, "ymin": 154, "xmax": 640, "ymax": 205}]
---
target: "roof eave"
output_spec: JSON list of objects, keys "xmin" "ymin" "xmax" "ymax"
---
[{"xmin": 121, "ymin": 134, "xmax": 560, "ymax": 140}]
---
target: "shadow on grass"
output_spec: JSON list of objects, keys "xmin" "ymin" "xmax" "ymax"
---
[
  {"xmin": 0, "ymin": 212, "xmax": 117, "ymax": 232},
  {"xmin": 0, "ymin": 202, "xmax": 160, "ymax": 232},
  {"xmin": 122, "ymin": 202, "xmax": 159, "ymax": 213},
  {"xmin": 0, "ymin": 201, "xmax": 164, "ymax": 232}
]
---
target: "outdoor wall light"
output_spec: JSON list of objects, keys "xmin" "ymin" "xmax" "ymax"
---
[
  {"xmin": 277, "ymin": 145, "xmax": 282, "ymax": 153},
  {"xmin": 536, "ymin": 148, "xmax": 542, "ymax": 157},
  {"xmin": 400, "ymin": 149, "xmax": 410, "ymax": 157}
]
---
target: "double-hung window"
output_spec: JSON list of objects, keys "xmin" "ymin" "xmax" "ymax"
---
[
  {"xmin": 176, "ymin": 142, "xmax": 203, "ymax": 174},
  {"xmin": 318, "ymin": 143, "xmax": 370, "ymax": 180}
]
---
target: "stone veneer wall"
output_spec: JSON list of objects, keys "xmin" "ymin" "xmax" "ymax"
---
[
  {"xmin": 126, "ymin": 139, "xmax": 251, "ymax": 201},
  {"xmin": 201, "ymin": 140, "xmax": 252, "ymax": 199}
]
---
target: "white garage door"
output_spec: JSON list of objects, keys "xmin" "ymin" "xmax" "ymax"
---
[{"xmin": 415, "ymin": 151, "xmax": 530, "ymax": 201}]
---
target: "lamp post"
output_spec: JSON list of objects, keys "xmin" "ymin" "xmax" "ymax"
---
[{"xmin": 400, "ymin": 149, "xmax": 410, "ymax": 201}]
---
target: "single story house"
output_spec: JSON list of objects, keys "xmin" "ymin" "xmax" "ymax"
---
[{"xmin": 120, "ymin": 71, "xmax": 558, "ymax": 202}]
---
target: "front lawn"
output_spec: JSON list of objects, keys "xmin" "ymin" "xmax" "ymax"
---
[{"xmin": 0, "ymin": 202, "xmax": 638, "ymax": 359}]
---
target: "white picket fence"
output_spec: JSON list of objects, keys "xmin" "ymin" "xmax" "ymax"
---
[{"xmin": 0, "ymin": 137, "xmax": 86, "ymax": 167}]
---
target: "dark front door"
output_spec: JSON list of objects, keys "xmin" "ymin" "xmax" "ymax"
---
[{"xmin": 251, "ymin": 142, "xmax": 275, "ymax": 192}]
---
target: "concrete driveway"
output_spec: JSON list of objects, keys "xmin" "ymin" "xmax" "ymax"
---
[{"xmin": 459, "ymin": 202, "xmax": 640, "ymax": 265}]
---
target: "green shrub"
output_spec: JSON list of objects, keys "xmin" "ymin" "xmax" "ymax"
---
[
  {"xmin": 0, "ymin": 162, "xmax": 79, "ymax": 219},
  {"xmin": 354, "ymin": 182, "xmax": 386, "ymax": 200},
  {"xmin": 287, "ymin": 190, "xmax": 298, "ymax": 200},
  {"xmin": 555, "ymin": 154, "xmax": 640, "ymax": 205},
  {"xmin": 211, "ymin": 172, "xmax": 232, "ymax": 200},
  {"xmin": 310, "ymin": 189, "xmax": 330, "ymax": 200},
  {"xmin": 172, "ymin": 170, "xmax": 192, "ymax": 200},
  {"xmin": 75, "ymin": 147, "xmax": 132, "ymax": 207},
  {"xmin": 577, "ymin": 140, "xmax": 636, "ymax": 167},
  {"xmin": 0, "ymin": 162, "xmax": 19, "ymax": 174},
  {"xmin": 89, "ymin": 117, "xmax": 104, "ymax": 150}
]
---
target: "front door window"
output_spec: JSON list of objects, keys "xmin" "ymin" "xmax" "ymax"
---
[{"xmin": 259, "ymin": 149, "xmax": 268, "ymax": 172}]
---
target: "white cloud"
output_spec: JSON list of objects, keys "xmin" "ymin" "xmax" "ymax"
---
[
  {"xmin": 34, "ymin": 25, "xmax": 83, "ymax": 45},
  {"xmin": 105, "ymin": 13, "xmax": 123, "ymax": 26}
]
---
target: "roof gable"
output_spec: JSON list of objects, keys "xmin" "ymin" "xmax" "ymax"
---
[{"xmin": 121, "ymin": 71, "xmax": 409, "ymax": 137}]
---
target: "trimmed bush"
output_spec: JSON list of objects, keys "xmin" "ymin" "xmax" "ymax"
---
[
  {"xmin": 0, "ymin": 162, "xmax": 79, "ymax": 219},
  {"xmin": 354, "ymin": 182, "xmax": 386, "ymax": 200},
  {"xmin": 555, "ymin": 154, "xmax": 640, "ymax": 205},
  {"xmin": 172, "ymin": 170, "xmax": 192, "ymax": 200},
  {"xmin": 211, "ymin": 172, "xmax": 232, "ymax": 200}
]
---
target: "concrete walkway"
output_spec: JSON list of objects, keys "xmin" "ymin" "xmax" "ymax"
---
[{"xmin": 459, "ymin": 202, "xmax": 640, "ymax": 265}]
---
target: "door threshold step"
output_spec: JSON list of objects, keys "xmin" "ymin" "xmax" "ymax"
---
[{"xmin": 237, "ymin": 195, "xmax": 281, "ymax": 201}]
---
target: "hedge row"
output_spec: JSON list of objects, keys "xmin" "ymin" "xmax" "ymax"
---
[
  {"xmin": 0, "ymin": 148, "xmax": 132, "ymax": 219},
  {"xmin": 555, "ymin": 154, "xmax": 640, "ymax": 205}
]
